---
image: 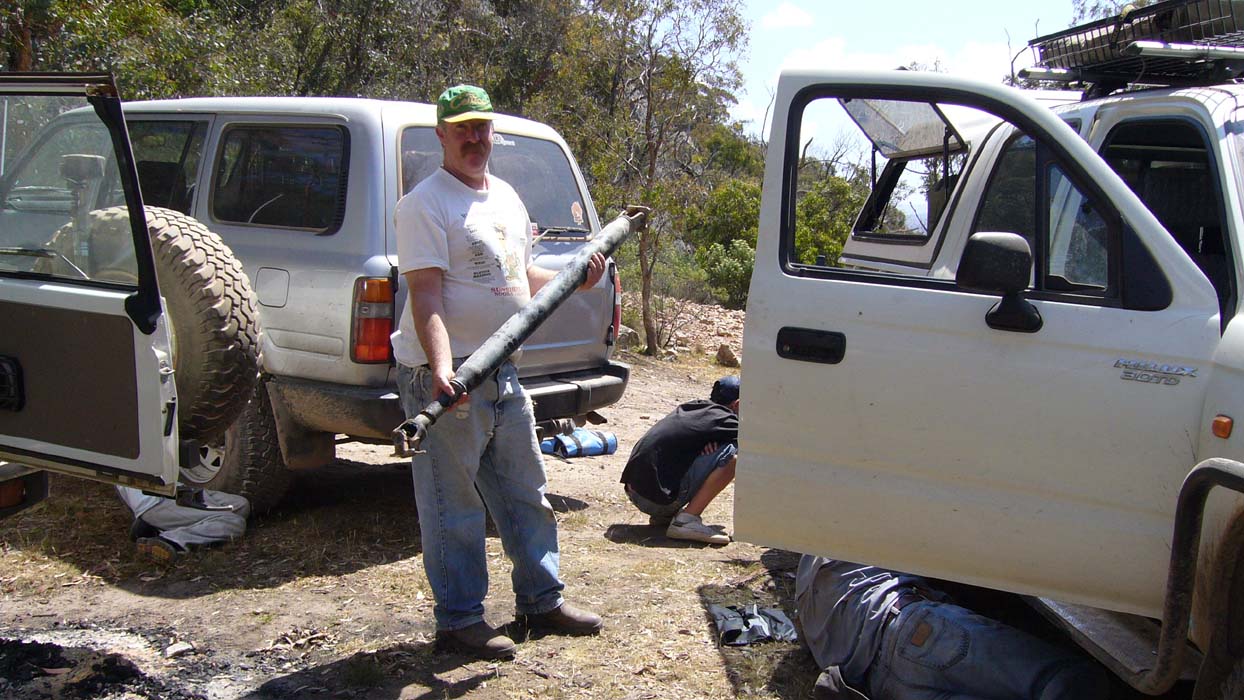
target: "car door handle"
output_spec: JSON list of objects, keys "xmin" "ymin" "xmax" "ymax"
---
[{"xmin": 777, "ymin": 327, "xmax": 845, "ymax": 365}]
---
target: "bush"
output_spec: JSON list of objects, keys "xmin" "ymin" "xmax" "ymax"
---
[
  {"xmin": 697, "ymin": 239, "xmax": 754, "ymax": 309},
  {"xmin": 614, "ymin": 238, "xmax": 711, "ymax": 350}
]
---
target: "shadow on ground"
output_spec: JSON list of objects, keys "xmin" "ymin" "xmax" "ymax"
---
[
  {"xmin": 602, "ymin": 523, "xmax": 732, "ymax": 549},
  {"xmin": 545, "ymin": 493, "xmax": 588, "ymax": 513},
  {"xmin": 691, "ymin": 548, "xmax": 816, "ymax": 700},
  {"xmin": 240, "ymin": 641, "xmax": 504, "ymax": 699},
  {"xmin": 3, "ymin": 459, "xmax": 599, "ymax": 600},
  {"xmin": 4, "ymin": 461, "xmax": 416, "ymax": 597}
]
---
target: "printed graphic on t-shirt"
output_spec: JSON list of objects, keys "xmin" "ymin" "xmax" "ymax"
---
[
  {"xmin": 462, "ymin": 220, "xmax": 526, "ymax": 297},
  {"xmin": 467, "ymin": 237, "xmax": 492, "ymax": 280},
  {"xmin": 492, "ymin": 220, "xmax": 524, "ymax": 284}
]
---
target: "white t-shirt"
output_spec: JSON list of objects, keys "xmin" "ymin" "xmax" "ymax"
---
[{"xmin": 391, "ymin": 167, "xmax": 533, "ymax": 368}]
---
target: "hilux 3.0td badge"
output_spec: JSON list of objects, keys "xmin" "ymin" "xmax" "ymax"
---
[{"xmin": 1114, "ymin": 359, "xmax": 1199, "ymax": 386}]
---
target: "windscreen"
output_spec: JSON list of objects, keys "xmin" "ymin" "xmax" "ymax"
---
[
  {"xmin": 0, "ymin": 96, "xmax": 136, "ymax": 283},
  {"xmin": 400, "ymin": 126, "xmax": 591, "ymax": 236}
]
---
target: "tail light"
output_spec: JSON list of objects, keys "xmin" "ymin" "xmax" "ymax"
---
[
  {"xmin": 610, "ymin": 263, "xmax": 621, "ymax": 343},
  {"xmin": 351, "ymin": 277, "xmax": 394, "ymax": 363}
]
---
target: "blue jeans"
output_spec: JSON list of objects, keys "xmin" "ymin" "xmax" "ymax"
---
[
  {"xmin": 865, "ymin": 601, "xmax": 1109, "ymax": 700},
  {"xmin": 625, "ymin": 443, "xmax": 737, "ymax": 519},
  {"xmin": 398, "ymin": 360, "xmax": 564, "ymax": 631}
]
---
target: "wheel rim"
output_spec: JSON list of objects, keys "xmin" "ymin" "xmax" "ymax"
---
[{"xmin": 180, "ymin": 441, "xmax": 223, "ymax": 485}]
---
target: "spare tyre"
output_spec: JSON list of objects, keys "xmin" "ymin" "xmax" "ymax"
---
[{"xmin": 42, "ymin": 205, "xmax": 261, "ymax": 444}]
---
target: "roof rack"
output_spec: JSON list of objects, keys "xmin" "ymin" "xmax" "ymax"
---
[{"xmin": 1023, "ymin": 0, "xmax": 1244, "ymax": 92}]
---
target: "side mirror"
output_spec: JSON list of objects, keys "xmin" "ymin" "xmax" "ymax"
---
[
  {"xmin": 956, "ymin": 232, "xmax": 1042, "ymax": 333},
  {"xmin": 60, "ymin": 154, "xmax": 105, "ymax": 186}
]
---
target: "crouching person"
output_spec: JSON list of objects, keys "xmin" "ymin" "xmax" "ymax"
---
[
  {"xmin": 117, "ymin": 485, "xmax": 250, "ymax": 563},
  {"xmin": 620, "ymin": 376, "xmax": 740, "ymax": 545},
  {"xmin": 795, "ymin": 555, "xmax": 1109, "ymax": 699}
]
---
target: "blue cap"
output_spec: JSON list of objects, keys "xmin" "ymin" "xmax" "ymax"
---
[{"xmin": 710, "ymin": 375, "xmax": 740, "ymax": 405}]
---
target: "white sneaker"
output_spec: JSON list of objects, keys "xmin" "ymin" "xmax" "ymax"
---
[{"xmin": 666, "ymin": 512, "xmax": 731, "ymax": 545}]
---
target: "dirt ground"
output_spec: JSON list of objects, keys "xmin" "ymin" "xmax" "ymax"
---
[
  {"xmin": 0, "ymin": 348, "xmax": 1198, "ymax": 700},
  {"xmin": 0, "ymin": 352, "xmax": 814, "ymax": 700}
]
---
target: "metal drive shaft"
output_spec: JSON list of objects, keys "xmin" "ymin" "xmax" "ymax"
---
[{"xmin": 392, "ymin": 206, "xmax": 648, "ymax": 457}]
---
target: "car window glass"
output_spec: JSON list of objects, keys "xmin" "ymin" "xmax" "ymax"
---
[
  {"xmin": 400, "ymin": 126, "xmax": 591, "ymax": 236},
  {"xmin": 1105, "ymin": 119, "xmax": 1230, "ymax": 308},
  {"xmin": 790, "ymin": 97, "xmax": 983, "ymax": 267},
  {"xmin": 854, "ymin": 151, "xmax": 966, "ymax": 238},
  {"xmin": 211, "ymin": 125, "xmax": 347, "ymax": 231},
  {"xmin": 973, "ymin": 133, "xmax": 1036, "ymax": 250},
  {"xmin": 969, "ymin": 132, "xmax": 1111, "ymax": 294},
  {"xmin": 789, "ymin": 94, "xmax": 1118, "ymax": 300},
  {"xmin": 1047, "ymin": 165, "xmax": 1109, "ymax": 291},
  {"xmin": 0, "ymin": 101, "xmax": 139, "ymax": 284},
  {"xmin": 128, "ymin": 120, "xmax": 208, "ymax": 214}
]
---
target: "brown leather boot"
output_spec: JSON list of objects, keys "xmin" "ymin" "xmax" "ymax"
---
[
  {"xmin": 435, "ymin": 621, "xmax": 516, "ymax": 660},
  {"xmin": 522, "ymin": 602, "xmax": 603, "ymax": 636}
]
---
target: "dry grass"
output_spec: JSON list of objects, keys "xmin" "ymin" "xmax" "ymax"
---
[{"xmin": 0, "ymin": 353, "xmax": 812, "ymax": 699}]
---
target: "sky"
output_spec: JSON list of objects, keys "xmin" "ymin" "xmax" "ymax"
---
[{"xmin": 733, "ymin": 0, "xmax": 1078, "ymax": 135}]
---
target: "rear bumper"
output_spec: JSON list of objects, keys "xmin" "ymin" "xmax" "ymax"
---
[
  {"xmin": 522, "ymin": 361, "xmax": 630, "ymax": 421},
  {"xmin": 267, "ymin": 360, "xmax": 630, "ymax": 441}
]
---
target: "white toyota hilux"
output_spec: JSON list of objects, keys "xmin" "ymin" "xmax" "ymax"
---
[{"xmin": 738, "ymin": 11, "xmax": 1244, "ymax": 697}]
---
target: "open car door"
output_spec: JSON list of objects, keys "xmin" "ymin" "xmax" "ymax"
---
[
  {"xmin": 738, "ymin": 69, "xmax": 1222, "ymax": 617},
  {"xmin": 0, "ymin": 74, "xmax": 178, "ymax": 504}
]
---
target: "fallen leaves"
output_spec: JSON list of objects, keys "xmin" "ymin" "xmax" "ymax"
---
[{"xmin": 260, "ymin": 626, "xmax": 338, "ymax": 652}]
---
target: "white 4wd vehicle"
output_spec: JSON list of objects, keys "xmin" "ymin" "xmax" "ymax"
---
[
  {"xmin": 739, "ymin": 4, "xmax": 1244, "ymax": 696},
  {"xmin": 4, "ymin": 95, "xmax": 627, "ymax": 513}
]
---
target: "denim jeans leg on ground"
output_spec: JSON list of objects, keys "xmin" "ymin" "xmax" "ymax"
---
[
  {"xmin": 866, "ymin": 601, "xmax": 1108, "ymax": 700},
  {"xmin": 398, "ymin": 361, "xmax": 563, "ymax": 630},
  {"xmin": 471, "ymin": 362, "xmax": 564, "ymax": 616}
]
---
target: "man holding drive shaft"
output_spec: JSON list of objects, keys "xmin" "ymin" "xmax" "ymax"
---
[{"xmin": 392, "ymin": 84, "xmax": 605, "ymax": 660}]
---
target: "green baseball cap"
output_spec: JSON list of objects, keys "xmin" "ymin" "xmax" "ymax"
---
[{"xmin": 437, "ymin": 84, "xmax": 495, "ymax": 123}]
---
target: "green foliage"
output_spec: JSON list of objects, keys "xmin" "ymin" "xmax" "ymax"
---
[
  {"xmin": 1072, "ymin": 0, "xmax": 1153, "ymax": 23},
  {"xmin": 615, "ymin": 236, "xmax": 710, "ymax": 308},
  {"xmin": 3, "ymin": 1, "xmax": 60, "ymax": 71},
  {"xmin": 3, "ymin": 0, "xmax": 761, "ymax": 349},
  {"xmin": 793, "ymin": 172, "xmax": 867, "ymax": 266},
  {"xmin": 696, "ymin": 238, "xmax": 754, "ymax": 309},
  {"xmin": 685, "ymin": 177, "xmax": 760, "ymax": 250},
  {"xmin": 539, "ymin": 0, "xmax": 747, "ymax": 354},
  {"xmin": 695, "ymin": 122, "xmax": 765, "ymax": 179},
  {"xmin": 615, "ymin": 235, "xmax": 710, "ymax": 350},
  {"xmin": 3, "ymin": 0, "xmax": 238, "ymax": 98}
]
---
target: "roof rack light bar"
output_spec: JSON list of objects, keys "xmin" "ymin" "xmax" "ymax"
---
[
  {"xmin": 1124, "ymin": 40, "xmax": 1244, "ymax": 61},
  {"xmin": 1018, "ymin": 67, "xmax": 1082, "ymax": 83}
]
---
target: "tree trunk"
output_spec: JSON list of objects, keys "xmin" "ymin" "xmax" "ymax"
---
[
  {"xmin": 639, "ymin": 228, "xmax": 658, "ymax": 355},
  {"xmin": 6, "ymin": 18, "xmax": 34, "ymax": 72}
]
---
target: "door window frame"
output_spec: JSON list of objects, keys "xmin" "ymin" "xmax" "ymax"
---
[{"xmin": 779, "ymin": 82, "xmax": 1172, "ymax": 312}]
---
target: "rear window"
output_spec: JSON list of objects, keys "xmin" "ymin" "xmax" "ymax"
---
[
  {"xmin": 128, "ymin": 120, "xmax": 208, "ymax": 215},
  {"xmin": 400, "ymin": 127, "xmax": 591, "ymax": 237},
  {"xmin": 211, "ymin": 125, "xmax": 348, "ymax": 232}
]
